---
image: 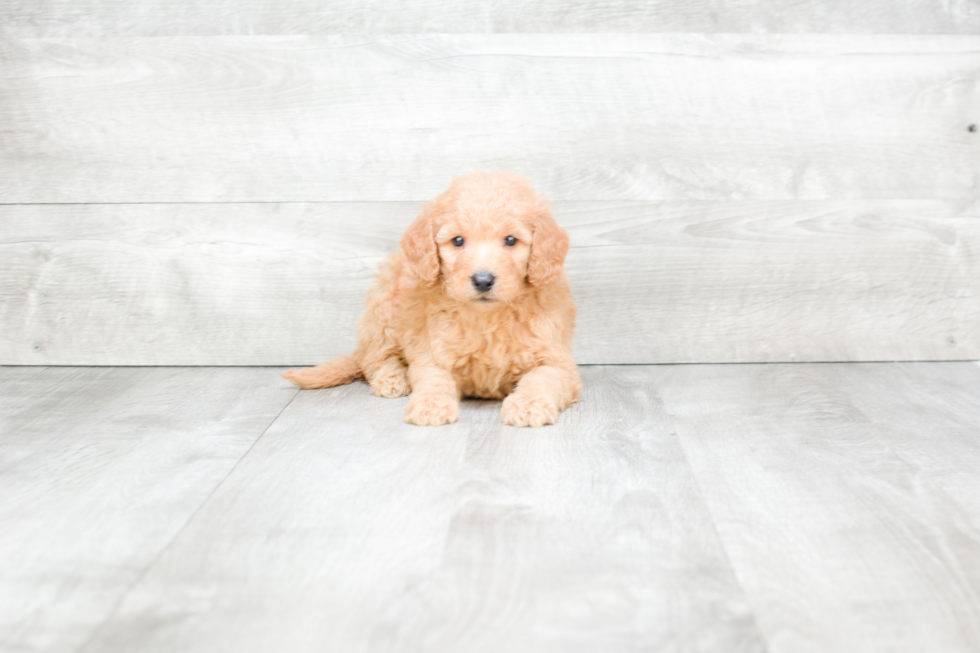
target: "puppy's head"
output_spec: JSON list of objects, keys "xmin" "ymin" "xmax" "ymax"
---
[{"xmin": 401, "ymin": 172, "xmax": 569, "ymax": 305}]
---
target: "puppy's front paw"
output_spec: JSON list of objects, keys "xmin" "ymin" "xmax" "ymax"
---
[
  {"xmin": 502, "ymin": 394, "xmax": 558, "ymax": 428},
  {"xmin": 370, "ymin": 368, "xmax": 410, "ymax": 398},
  {"xmin": 404, "ymin": 394, "xmax": 458, "ymax": 426}
]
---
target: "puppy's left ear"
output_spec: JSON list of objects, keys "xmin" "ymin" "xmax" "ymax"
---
[{"xmin": 527, "ymin": 199, "xmax": 570, "ymax": 286}]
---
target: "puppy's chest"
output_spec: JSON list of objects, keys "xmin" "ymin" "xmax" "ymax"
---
[{"xmin": 432, "ymin": 314, "xmax": 539, "ymax": 398}]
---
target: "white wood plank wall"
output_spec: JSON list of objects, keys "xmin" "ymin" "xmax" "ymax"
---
[
  {"xmin": 3, "ymin": 1, "xmax": 979, "ymax": 36},
  {"xmin": 1, "ymin": 3, "xmax": 978, "ymax": 365},
  {"xmin": 3, "ymin": 35, "xmax": 978, "ymax": 204},
  {"xmin": 2, "ymin": 201, "xmax": 978, "ymax": 365}
]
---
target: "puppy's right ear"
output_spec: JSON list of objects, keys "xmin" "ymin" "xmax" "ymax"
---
[{"xmin": 400, "ymin": 201, "xmax": 440, "ymax": 286}]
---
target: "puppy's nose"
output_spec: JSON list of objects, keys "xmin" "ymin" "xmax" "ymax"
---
[{"xmin": 471, "ymin": 271, "xmax": 496, "ymax": 292}]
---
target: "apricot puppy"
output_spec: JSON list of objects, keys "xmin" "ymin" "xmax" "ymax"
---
[{"xmin": 282, "ymin": 172, "xmax": 581, "ymax": 427}]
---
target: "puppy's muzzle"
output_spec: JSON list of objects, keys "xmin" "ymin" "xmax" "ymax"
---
[{"xmin": 471, "ymin": 271, "xmax": 496, "ymax": 293}]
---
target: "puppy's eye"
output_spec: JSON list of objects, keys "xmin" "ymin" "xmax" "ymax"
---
[
  {"xmin": 452, "ymin": 236, "xmax": 464, "ymax": 247},
  {"xmin": 504, "ymin": 235, "xmax": 517, "ymax": 246}
]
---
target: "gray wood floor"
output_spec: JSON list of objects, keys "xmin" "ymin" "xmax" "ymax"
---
[{"xmin": 2, "ymin": 363, "xmax": 980, "ymax": 652}]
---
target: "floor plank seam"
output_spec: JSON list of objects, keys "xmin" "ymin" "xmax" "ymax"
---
[
  {"xmin": 663, "ymin": 411, "xmax": 774, "ymax": 653},
  {"xmin": 71, "ymin": 385, "xmax": 301, "ymax": 653}
]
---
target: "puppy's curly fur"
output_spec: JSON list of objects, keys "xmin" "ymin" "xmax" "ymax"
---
[{"xmin": 283, "ymin": 172, "xmax": 581, "ymax": 427}]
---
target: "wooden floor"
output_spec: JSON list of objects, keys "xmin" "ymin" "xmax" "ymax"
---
[{"xmin": 2, "ymin": 363, "xmax": 980, "ymax": 653}]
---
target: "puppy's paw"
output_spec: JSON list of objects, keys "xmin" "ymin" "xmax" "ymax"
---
[
  {"xmin": 502, "ymin": 394, "xmax": 558, "ymax": 428},
  {"xmin": 370, "ymin": 368, "xmax": 410, "ymax": 398},
  {"xmin": 405, "ymin": 394, "xmax": 459, "ymax": 426}
]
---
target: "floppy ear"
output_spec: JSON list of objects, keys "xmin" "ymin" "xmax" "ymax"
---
[
  {"xmin": 400, "ymin": 201, "xmax": 441, "ymax": 286},
  {"xmin": 527, "ymin": 200, "xmax": 569, "ymax": 286}
]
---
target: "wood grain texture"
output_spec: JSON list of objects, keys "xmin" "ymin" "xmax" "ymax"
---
[
  {"xmin": 3, "ymin": 0, "xmax": 979, "ymax": 36},
  {"xmin": 653, "ymin": 362, "xmax": 980, "ymax": 652},
  {"xmin": 7, "ymin": 363, "xmax": 980, "ymax": 651},
  {"xmin": 76, "ymin": 366, "xmax": 765, "ymax": 653},
  {"xmin": 1, "ymin": 200, "xmax": 977, "ymax": 365},
  {"xmin": 0, "ymin": 367, "xmax": 296, "ymax": 653},
  {"xmin": 2, "ymin": 35, "xmax": 977, "ymax": 203}
]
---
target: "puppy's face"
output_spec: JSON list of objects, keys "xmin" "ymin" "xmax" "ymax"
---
[
  {"xmin": 435, "ymin": 213, "xmax": 533, "ymax": 305},
  {"xmin": 400, "ymin": 173, "xmax": 570, "ymax": 304}
]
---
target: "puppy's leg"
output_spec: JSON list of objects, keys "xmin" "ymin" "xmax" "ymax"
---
[
  {"xmin": 354, "ymin": 260, "xmax": 410, "ymax": 398},
  {"xmin": 502, "ymin": 364, "xmax": 581, "ymax": 428},
  {"xmin": 364, "ymin": 357, "xmax": 410, "ymax": 398},
  {"xmin": 404, "ymin": 364, "xmax": 460, "ymax": 426}
]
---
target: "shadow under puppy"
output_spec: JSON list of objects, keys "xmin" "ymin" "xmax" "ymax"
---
[{"xmin": 283, "ymin": 172, "xmax": 581, "ymax": 427}]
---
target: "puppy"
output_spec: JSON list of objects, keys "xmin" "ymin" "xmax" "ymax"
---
[{"xmin": 282, "ymin": 172, "xmax": 581, "ymax": 427}]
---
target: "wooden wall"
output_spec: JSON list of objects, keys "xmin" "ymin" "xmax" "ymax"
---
[{"xmin": 1, "ymin": 2, "xmax": 978, "ymax": 365}]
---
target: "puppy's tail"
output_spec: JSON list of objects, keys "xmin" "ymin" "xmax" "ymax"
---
[{"xmin": 281, "ymin": 355, "xmax": 363, "ymax": 389}]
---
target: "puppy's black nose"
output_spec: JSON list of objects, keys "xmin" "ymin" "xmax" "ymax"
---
[{"xmin": 471, "ymin": 271, "xmax": 495, "ymax": 292}]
